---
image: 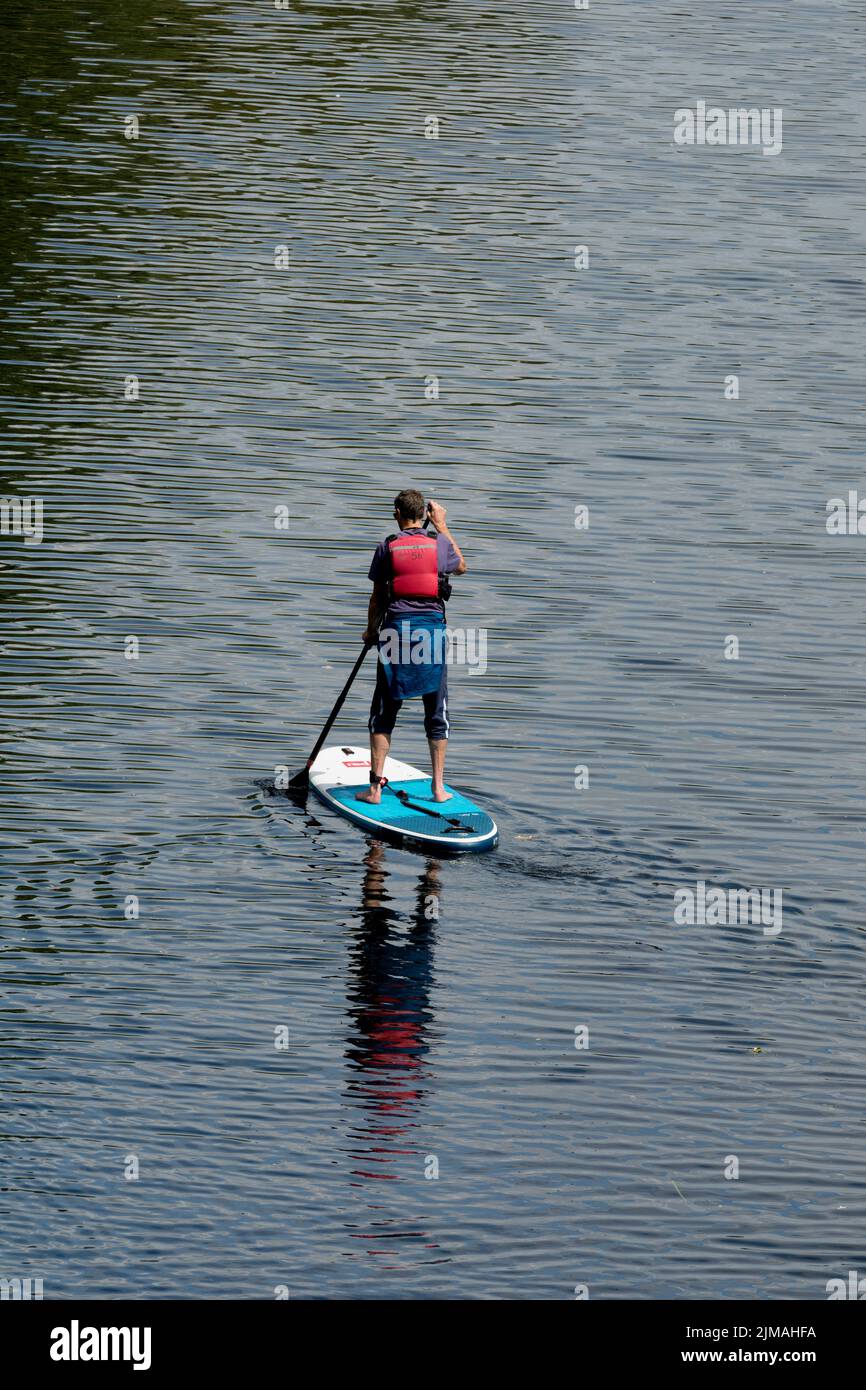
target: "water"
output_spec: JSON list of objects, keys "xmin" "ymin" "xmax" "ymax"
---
[{"xmin": 2, "ymin": 0, "xmax": 865, "ymax": 1299}]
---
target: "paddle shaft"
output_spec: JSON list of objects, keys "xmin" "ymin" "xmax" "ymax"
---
[{"xmin": 291, "ymin": 641, "xmax": 374, "ymax": 786}]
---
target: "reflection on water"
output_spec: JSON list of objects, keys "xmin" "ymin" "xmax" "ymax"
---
[
  {"xmin": 345, "ymin": 845, "xmax": 438, "ymax": 1172},
  {"xmin": 343, "ymin": 845, "xmax": 441, "ymax": 1265}
]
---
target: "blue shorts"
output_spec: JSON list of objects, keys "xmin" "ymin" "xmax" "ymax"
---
[{"xmin": 368, "ymin": 659, "xmax": 450, "ymax": 740}]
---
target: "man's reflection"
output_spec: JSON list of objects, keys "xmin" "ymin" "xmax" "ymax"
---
[{"xmin": 343, "ymin": 841, "xmax": 441, "ymax": 1184}]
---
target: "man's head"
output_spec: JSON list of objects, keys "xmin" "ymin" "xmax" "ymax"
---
[{"xmin": 393, "ymin": 489, "xmax": 426, "ymax": 526}]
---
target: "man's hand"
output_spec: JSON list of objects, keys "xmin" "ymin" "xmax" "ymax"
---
[{"xmin": 362, "ymin": 630, "xmax": 376, "ymax": 646}]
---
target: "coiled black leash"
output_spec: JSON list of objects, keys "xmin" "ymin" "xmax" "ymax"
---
[{"xmin": 389, "ymin": 785, "xmax": 474, "ymax": 835}]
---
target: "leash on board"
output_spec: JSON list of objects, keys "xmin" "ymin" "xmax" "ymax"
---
[{"xmin": 380, "ymin": 780, "xmax": 475, "ymax": 835}]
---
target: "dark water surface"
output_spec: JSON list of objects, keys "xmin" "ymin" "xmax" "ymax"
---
[{"xmin": 2, "ymin": 0, "xmax": 865, "ymax": 1298}]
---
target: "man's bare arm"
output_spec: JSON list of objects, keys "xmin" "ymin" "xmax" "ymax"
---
[
  {"xmin": 363, "ymin": 581, "xmax": 389, "ymax": 644},
  {"xmin": 427, "ymin": 499, "xmax": 467, "ymax": 575}
]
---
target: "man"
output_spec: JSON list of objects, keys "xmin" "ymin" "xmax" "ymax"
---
[{"xmin": 357, "ymin": 489, "xmax": 466, "ymax": 806}]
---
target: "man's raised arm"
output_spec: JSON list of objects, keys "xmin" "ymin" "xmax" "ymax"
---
[{"xmin": 427, "ymin": 500, "xmax": 467, "ymax": 575}]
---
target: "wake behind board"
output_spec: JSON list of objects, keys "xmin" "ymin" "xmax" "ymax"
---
[{"xmin": 309, "ymin": 745, "xmax": 498, "ymax": 853}]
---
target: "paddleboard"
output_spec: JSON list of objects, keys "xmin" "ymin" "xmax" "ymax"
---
[{"xmin": 309, "ymin": 745, "xmax": 499, "ymax": 853}]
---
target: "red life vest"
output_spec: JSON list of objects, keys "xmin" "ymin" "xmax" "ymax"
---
[{"xmin": 388, "ymin": 530, "xmax": 441, "ymax": 601}]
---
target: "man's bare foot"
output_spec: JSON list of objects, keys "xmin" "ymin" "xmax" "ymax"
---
[
  {"xmin": 356, "ymin": 786, "xmax": 382, "ymax": 805},
  {"xmin": 431, "ymin": 786, "xmax": 453, "ymax": 803}
]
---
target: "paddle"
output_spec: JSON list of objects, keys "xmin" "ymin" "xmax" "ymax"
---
[{"xmin": 289, "ymin": 640, "xmax": 375, "ymax": 789}]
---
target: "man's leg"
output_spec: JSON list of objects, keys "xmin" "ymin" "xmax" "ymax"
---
[
  {"xmin": 428, "ymin": 738, "xmax": 451, "ymax": 803},
  {"xmin": 356, "ymin": 732, "xmax": 391, "ymax": 805},
  {"xmin": 358, "ymin": 661, "xmax": 400, "ymax": 804},
  {"xmin": 424, "ymin": 668, "xmax": 452, "ymax": 803}
]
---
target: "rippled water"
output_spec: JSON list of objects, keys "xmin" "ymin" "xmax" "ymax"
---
[{"xmin": 2, "ymin": 0, "xmax": 865, "ymax": 1299}]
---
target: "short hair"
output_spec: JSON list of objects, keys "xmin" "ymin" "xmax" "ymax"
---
[{"xmin": 394, "ymin": 489, "xmax": 426, "ymax": 521}]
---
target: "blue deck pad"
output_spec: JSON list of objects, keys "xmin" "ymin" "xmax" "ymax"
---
[{"xmin": 327, "ymin": 778, "xmax": 496, "ymax": 838}]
